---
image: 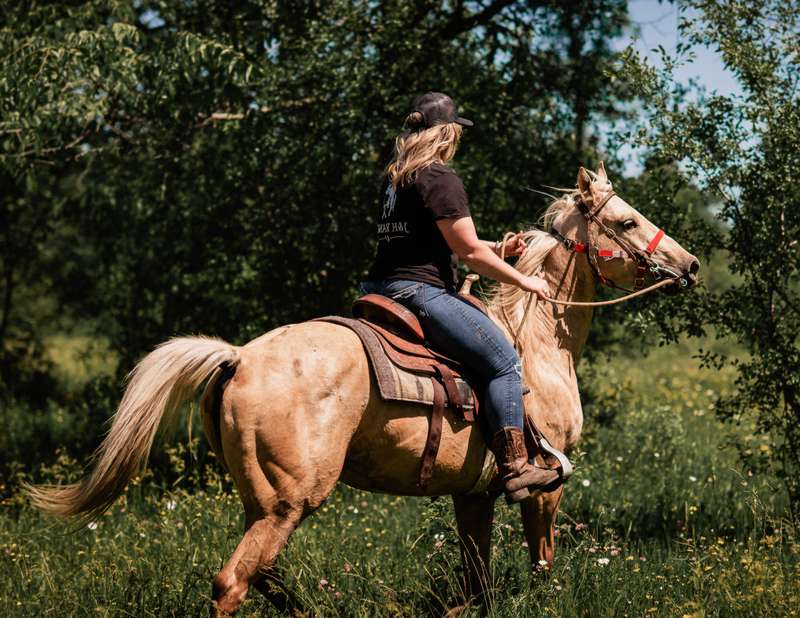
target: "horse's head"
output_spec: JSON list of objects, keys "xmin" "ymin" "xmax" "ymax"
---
[{"xmin": 554, "ymin": 162, "xmax": 699, "ymax": 292}]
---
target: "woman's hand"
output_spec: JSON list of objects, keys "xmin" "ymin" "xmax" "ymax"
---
[
  {"xmin": 519, "ymin": 275, "xmax": 551, "ymax": 301},
  {"xmin": 497, "ymin": 232, "xmax": 527, "ymax": 257}
]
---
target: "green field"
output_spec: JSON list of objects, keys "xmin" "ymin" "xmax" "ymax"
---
[{"xmin": 1, "ymin": 340, "xmax": 798, "ymax": 617}]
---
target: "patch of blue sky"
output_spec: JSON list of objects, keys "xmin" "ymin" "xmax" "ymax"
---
[{"xmin": 602, "ymin": 0, "xmax": 743, "ymax": 177}]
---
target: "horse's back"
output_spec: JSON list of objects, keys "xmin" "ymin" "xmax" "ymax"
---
[{"xmin": 211, "ymin": 320, "xmax": 488, "ymax": 498}]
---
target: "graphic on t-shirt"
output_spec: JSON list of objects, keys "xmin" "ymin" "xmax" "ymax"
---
[
  {"xmin": 377, "ymin": 183, "xmax": 409, "ymax": 243},
  {"xmin": 381, "ymin": 184, "xmax": 397, "ymax": 219}
]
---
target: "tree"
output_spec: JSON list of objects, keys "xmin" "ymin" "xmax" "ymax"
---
[
  {"xmin": 0, "ymin": 0, "xmax": 635, "ymax": 376},
  {"xmin": 621, "ymin": 0, "xmax": 800, "ymax": 515}
]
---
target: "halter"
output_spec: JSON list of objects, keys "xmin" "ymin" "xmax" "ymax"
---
[{"xmin": 550, "ymin": 190, "xmax": 677, "ymax": 292}]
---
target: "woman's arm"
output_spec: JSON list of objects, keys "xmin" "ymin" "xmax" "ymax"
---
[{"xmin": 438, "ymin": 217, "xmax": 550, "ymax": 299}]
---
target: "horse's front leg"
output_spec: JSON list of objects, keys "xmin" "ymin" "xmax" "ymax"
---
[
  {"xmin": 451, "ymin": 492, "xmax": 498, "ymax": 607},
  {"xmin": 520, "ymin": 486, "xmax": 564, "ymax": 570}
]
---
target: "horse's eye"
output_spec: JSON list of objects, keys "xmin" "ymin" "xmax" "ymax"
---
[{"xmin": 622, "ymin": 219, "xmax": 637, "ymax": 230}]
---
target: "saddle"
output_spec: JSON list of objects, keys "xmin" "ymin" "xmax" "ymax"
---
[{"xmin": 314, "ymin": 277, "xmax": 573, "ymax": 490}]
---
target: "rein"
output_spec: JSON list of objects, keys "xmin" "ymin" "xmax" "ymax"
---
[{"xmin": 497, "ymin": 191, "xmax": 683, "ymax": 350}]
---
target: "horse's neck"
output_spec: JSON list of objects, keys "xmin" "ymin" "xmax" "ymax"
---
[
  {"xmin": 489, "ymin": 244, "xmax": 596, "ymax": 383},
  {"xmin": 531, "ymin": 245, "xmax": 596, "ymax": 363}
]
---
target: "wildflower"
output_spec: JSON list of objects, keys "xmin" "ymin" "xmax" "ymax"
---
[
  {"xmin": 538, "ymin": 560, "xmax": 549, "ymax": 567},
  {"xmin": 87, "ymin": 522, "xmax": 98, "ymax": 531},
  {"xmin": 597, "ymin": 557, "xmax": 610, "ymax": 566},
  {"xmin": 610, "ymin": 549, "xmax": 620, "ymax": 557},
  {"xmin": 343, "ymin": 562, "xmax": 352, "ymax": 573},
  {"xmin": 166, "ymin": 500, "xmax": 177, "ymax": 511},
  {"xmin": 689, "ymin": 476, "xmax": 697, "ymax": 483},
  {"xmin": 581, "ymin": 479, "xmax": 591, "ymax": 487},
  {"xmin": 335, "ymin": 591, "xmax": 342, "ymax": 598},
  {"xmin": 574, "ymin": 523, "xmax": 587, "ymax": 532},
  {"xmin": 555, "ymin": 585, "xmax": 562, "ymax": 591},
  {"xmin": 318, "ymin": 579, "xmax": 329, "ymax": 590},
  {"xmin": 522, "ymin": 541, "xmax": 529, "ymax": 548}
]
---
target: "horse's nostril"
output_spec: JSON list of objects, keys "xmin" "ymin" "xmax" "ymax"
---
[{"xmin": 688, "ymin": 260, "xmax": 700, "ymax": 275}]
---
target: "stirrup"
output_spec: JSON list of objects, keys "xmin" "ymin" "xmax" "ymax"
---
[{"xmin": 531, "ymin": 437, "xmax": 574, "ymax": 493}]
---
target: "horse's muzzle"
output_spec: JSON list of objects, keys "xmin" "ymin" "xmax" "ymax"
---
[{"xmin": 662, "ymin": 259, "xmax": 700, "ymax": 294}]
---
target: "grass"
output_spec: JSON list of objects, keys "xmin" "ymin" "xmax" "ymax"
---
[{"xmin": 1, "ymin": 339, "xmax": 798, "ymax": 616}]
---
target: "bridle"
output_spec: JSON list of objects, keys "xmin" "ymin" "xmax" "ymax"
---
[
  {"xmin": 496, "ymin": 188, "xmax": 690, "ymax": 353},
  {"xmin": 549, "ymin": 190, "xmax": 685, "ymax": 292}
]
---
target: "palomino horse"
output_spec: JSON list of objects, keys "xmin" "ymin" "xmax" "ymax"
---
[{"xmin": 29, "ymin": 164, "xmax": 699, "ymax": 615}]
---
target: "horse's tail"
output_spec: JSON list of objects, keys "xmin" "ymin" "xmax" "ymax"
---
[{"xmin": 26, "ymin": 336, "xmax": 239, "ymax": 521}]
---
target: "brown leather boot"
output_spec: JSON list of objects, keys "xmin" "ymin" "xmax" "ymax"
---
[{"xmin": 490, "ymin": 427, "xmax": 560, "ymax": 503}]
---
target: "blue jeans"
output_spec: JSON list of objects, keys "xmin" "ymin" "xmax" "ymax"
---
[{"xmin": 359, "ymin": 279, "xmax": 524, "ymax": 435}]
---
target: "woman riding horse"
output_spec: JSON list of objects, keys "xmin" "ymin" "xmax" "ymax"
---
[{"xmin": 361, "ymin": 92, "xmax": 558, "ymax": 502}]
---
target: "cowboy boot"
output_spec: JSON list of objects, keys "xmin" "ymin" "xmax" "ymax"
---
[{"xmin": 490, "ymin": 427, "xmax": 560, "ymax": 503}]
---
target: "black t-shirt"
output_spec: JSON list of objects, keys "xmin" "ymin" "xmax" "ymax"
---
[{"xmin": 366, "ymin": 162, "xmax": 471, "ymax": 291}]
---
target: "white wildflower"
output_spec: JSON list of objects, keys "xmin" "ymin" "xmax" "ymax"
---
[
  {"xmin": 597, "ymin": 557, "xmax": 610, "ymax": 566},
  {"xmin": 87, "ymin": 521, "xmax": 98, "ymax": 531},
  {"xmin": 581, "ymin": 479, "xmax": 591, "ymax": 487}
]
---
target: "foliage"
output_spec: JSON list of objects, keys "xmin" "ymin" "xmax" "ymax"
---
[
  {"xmin": 617, "ymin": 0, "xmax": 800, "ymax": 516},
  {"xmin": 0, "ymin": 0, "xmax": 633, "ymax": 377}
]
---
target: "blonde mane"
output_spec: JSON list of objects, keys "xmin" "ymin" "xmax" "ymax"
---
[{"xmin": 487, "ymin": 190, "xmax": 580, "ymax": 312}]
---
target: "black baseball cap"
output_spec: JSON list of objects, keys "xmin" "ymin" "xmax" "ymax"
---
[{"xmin": 413, "ymin": 92, "xmax": 473, "ymax": 128}]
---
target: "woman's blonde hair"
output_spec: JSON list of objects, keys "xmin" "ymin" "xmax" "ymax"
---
[{"xmin": 385, "ymin": 112, "xmax": 463, "ymax": 187}]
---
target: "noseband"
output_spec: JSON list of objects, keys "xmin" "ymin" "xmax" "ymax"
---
[{"xmin": 550, "ymin": 191, "xmax": 681, "ymax": 292}]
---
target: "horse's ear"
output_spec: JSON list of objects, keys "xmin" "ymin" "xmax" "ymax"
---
[
  {"xmin": 596, "ymin": 161, "xmax": 608, "ymax": 182},
  {"xmin": 577, "ymin": 167, "xmax": 592, "ymax": 198}
]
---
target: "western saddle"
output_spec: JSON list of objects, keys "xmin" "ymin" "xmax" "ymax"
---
[{"xmin": 315, "ymin": 276, "xmax": 572, "ymax": 491}]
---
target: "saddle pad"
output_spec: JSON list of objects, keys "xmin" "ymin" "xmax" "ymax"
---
[{"xmin": 315, "ymin": 316, "xmax": 474, "ymax": 410}]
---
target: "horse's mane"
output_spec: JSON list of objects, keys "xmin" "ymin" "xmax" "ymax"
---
[{"xmin": 486, "ymin": 189, "xmax": 580, "ymax": 311}]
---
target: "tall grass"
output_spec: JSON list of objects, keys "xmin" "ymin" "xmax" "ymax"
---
[{"xmin": 1, "ymin": 341, "xmax": 797, "ymax": 616}]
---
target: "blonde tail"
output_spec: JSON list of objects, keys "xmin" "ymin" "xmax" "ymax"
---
[{"xmin": 26, "ymin": 336, "xmax": 239, "ymax": 521}]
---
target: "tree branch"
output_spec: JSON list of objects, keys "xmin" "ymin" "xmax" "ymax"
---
[
  {"xmin": 195, "ymin": 97, "xmax": 317, "ymax": 126},
  {"xmin": 437, "ymin": 0, "xmax": 517, "ymax": 39}
]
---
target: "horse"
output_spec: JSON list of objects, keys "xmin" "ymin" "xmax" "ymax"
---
[{"xmin": 28, "ymin": 163, "xmax": 699, "ymax": 616}]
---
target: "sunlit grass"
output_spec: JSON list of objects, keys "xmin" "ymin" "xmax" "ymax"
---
[{"xmin": 1, "ymin": 341, "xmax": 797, "ymax": 616}]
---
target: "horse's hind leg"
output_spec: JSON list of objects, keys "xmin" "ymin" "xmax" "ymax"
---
[
  {"xmin": 209, "ymin": 324, "xmax": 368, "ymax": 615},
  {"xmin": 211, "ymin": 509, "xmax": 300, "ymax": 617}
]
